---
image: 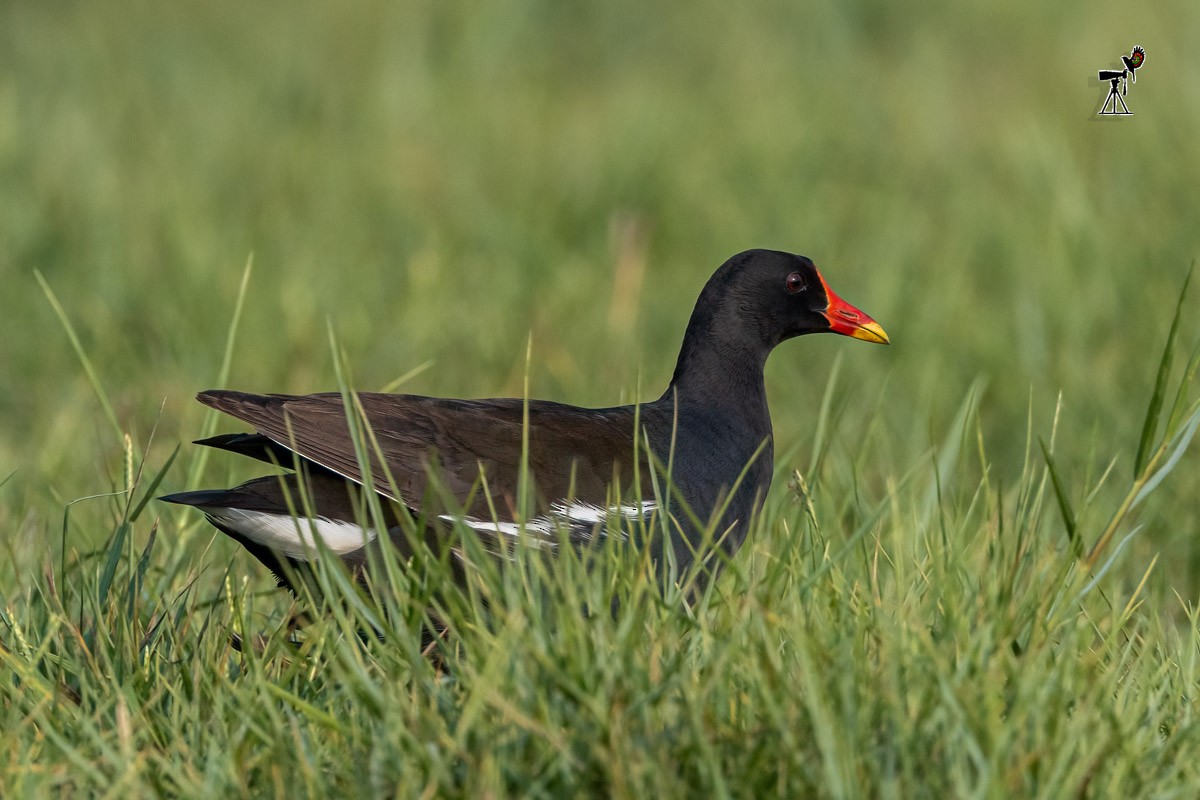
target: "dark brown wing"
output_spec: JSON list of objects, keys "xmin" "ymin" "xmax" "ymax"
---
[{"xmin": 196, "ymin": 390, "xmax": 650, "ymax": 517}]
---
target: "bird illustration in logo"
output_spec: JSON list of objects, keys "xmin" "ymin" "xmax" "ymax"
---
[{"xmin": 1122, "ymin": 46, "xmax": 1146, "ymax": 83}]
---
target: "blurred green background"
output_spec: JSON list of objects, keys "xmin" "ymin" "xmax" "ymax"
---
[{"xmin": 2, "ymin": 1, "xmax": 1197, "ymax": 589}]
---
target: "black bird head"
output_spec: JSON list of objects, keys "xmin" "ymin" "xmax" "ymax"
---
[{"xmin": 694, "ymin": 250, "xmax": 890, "ymax": 350}]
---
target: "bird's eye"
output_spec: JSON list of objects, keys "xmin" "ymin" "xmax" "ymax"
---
[{"xmin": 785, "ymin": 272, "xmax": 807, "ymax": 294}]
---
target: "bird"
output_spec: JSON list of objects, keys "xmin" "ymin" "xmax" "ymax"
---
[
  {"xmin": 1121, "ymin": 45, "xmax": 1145, "ymax": 83},
  {"xmin": 161, "ymin": 249, "xmax": 889, "ymax": 597}
]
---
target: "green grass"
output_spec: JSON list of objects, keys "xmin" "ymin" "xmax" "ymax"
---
[{"xmin": 3, "ymin": 1, "xmax": 1200, "ymax": 796}]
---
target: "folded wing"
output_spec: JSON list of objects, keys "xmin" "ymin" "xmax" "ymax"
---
[{"xmin": 196, "ymin": 390, "xmax": 651, "ymax": 519}]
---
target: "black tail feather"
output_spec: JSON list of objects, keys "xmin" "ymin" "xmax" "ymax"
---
[
  {"xmin": 159, "ymin": 488, "xmax": 264, "ymax": 509},
  {"xmin": 194, "ymin": 432, "xmax": 291, "ymax": 464}
]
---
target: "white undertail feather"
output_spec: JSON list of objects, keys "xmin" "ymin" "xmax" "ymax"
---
[{"xmin": 202, "ymin": 507, "xmax": 377, "ymax": 561}]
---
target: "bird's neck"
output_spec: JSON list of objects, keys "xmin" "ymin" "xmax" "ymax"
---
[
  {"xmin": 656, "ymin": 326, "xmax": 775, "ymax": 541},
  {"xmin": 650, "ymin": 310, "xmax": 777, "ymax": 555},
  {"xmin": 660, "ymin": 324, "xmax": 772, "ymax": 429}
]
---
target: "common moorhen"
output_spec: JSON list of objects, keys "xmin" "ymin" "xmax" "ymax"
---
[{"xmin": 162, "ymin": 249, "xmax": 888, "ymax": 590}]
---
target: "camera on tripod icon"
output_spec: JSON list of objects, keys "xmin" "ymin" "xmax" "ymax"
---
[{"xmin": 1097, "ymin": 46, "xmax": 1145, "ymax": 116}]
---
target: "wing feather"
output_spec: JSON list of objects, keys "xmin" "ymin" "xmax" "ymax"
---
[{"xmin": 196, "ymin": 390, "xmax": 649, "ymax": 517}]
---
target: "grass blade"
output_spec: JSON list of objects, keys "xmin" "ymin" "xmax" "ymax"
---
[
  {"xmin": 126, "ymin": 523, "xmax": 158, "ymax": 619},
  {"xmin": 1131, "ymin": 403, "xmax": 1200, "ymax": 510},
  {"xmin": 1134, "ymin": 263, "xmax": 1193, "ymax": 476},
  {"xmin": 35, "ymin": 270, "xmax": 122, "ymax": 442},
  {"xmin": 185, "ymin": 253, "xmax": 254, "ymax": 488},
  {"xmin": 1165, "ymin": 338, "xmax": 1200, "ymax": 439},
  {"xmin": 378, "ymin": 359, "xmax": 435, "ymax": 393},
  {"xmin": 808, "ymin": 352, "xmax": 843, "ymax": 476},
  {"xmin": 261, "ymin": 681, "xmax": 348, "ymax": 735},
  {"xmin": 97, "ymin": 522, "xmax": 131, "ymax": 608},
  {"xmin": 1077, "ymin": 525, "xmax": 1145, "ymax": 602},
  {"xmin": 129, "ymin": 445, "xmax": 181, "ymax": 522},
  {"xmin": 1038, "ymin": 436, "xmax": 1078, "ymax": 550},
  {"xmin": 921, "ymin": 379, "xmax": 985, "ymax": 524}
]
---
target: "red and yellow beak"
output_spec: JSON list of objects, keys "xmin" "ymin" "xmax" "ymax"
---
[{"xmin": 818, "ymin": 274, "xmax": 890, "ymax": 344}]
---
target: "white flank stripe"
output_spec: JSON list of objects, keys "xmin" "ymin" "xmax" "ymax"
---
[
  {"xmin": 202, "ymin": 508, "xmax": 377, "ymax": 560},
  {"xmin": 551, "ymin": 500, "xmax": 657, "ymax": 524},
  {"xmin": 438, "ymin": 500, "xmax": 656, "ymax": 544}
]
